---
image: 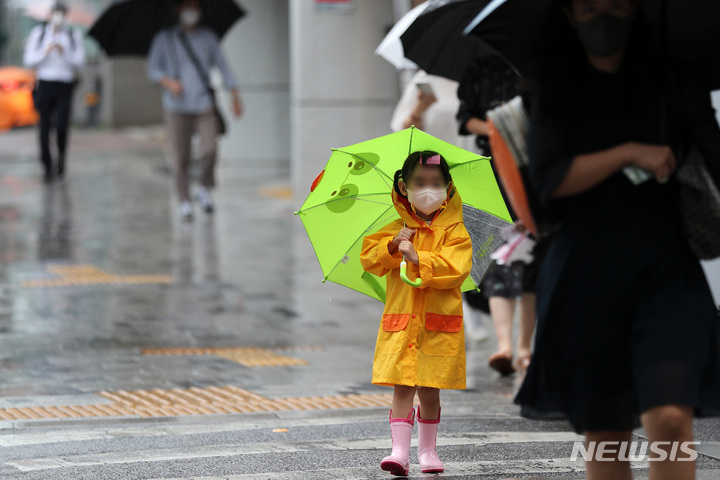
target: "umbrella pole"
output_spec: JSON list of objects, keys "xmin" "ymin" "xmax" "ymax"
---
[
  {"xmin": 399, "ymin": 255, "xmax": 423, "ymax": 287},
  {"xmin": 399, "ymin": 222, "xmax": 422, "ymax": 287}
]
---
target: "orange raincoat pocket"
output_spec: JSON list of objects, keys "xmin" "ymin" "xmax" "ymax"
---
[
  {"xmin": 422, "ymin": 313, "xmax": 463, "ymax": 357},
  {"xmin": 378, "ymin": 314, "xmax": 410, "ymax": 355},
  {"xmin": 382, "ymin": 313, "xmax": 410, "ymax": 332},
  {"xmin": 424, "ymin": 313, "xmax": 463, "ymax": 333}
]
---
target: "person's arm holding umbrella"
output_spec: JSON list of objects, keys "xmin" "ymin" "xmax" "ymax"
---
[
  {"xmin": 210, "ymin": 32, "xmax": 242, "ymax": 118},
  {"xmin": 147, "ymin": 32, "xmax": 183, "ymax": 97}
]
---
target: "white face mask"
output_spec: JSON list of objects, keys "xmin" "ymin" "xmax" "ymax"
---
[
  {"xmin": 180, "ymin": 8, "xmax": 200, "ymax": 27},
  {"xmin": 50, "ymin": 11, "xmax": 65, "ymax": 26},
  {"xmin": 407, "ymin": 187, "xmax": 447, "ymax": 215}
]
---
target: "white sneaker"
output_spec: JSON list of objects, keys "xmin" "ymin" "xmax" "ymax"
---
[
  {"xmin": 179, "ymin": 201, "xmax": 193, "ymax": 221},
  {"xmin": 197, "ymin": 187, "xmax": 214, "ymax": 213},
  {"xmin": 464, "ymin": 304, "xmax": 491, "ymax": 343}
]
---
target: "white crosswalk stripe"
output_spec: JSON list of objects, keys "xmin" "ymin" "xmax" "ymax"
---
[{"xmin": 5, "ymin": 431, "xmax": 584, "ymax": 472}]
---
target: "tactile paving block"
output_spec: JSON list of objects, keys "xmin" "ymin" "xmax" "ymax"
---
[
  {"xmin": 141, "ymin": 347, "xmax": 314, "ymax": 367},
  {"xmin": 21, "ymin": 264, "xmax": 172, "ymax": 288},
  {"xmin": 0, "ymin": 386, "xmax": 394, "ymax": 420}
]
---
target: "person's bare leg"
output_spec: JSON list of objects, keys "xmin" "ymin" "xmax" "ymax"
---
[
  {"xmin": 391, "ymin": 385, "xmax": 416, "ymax": 419},
  {"xmin": 641, "ymin": 405, "xmax": 695, "ymax": 480},
  {"xmin": 489, "ymin": 296, "xmax": 516, "ymax": 357},
  {"xmin": 416, "ymin": 387, "xmax": 440, "ymax": 420},
  {"xmin": 516, "ymin": 293, "xmax": 536, "ymax": 370},
  {"xmin": 584, "ymin": 430, "xmax": 633, "ymax": 480}
]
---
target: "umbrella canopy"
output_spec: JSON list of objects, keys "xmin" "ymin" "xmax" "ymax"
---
[
  {"xmin": 374, "ymin": 1, "xmax": 429, "ymax": 70},
  {"xmin": 295, "ymin": 127, "xmax": 512, "ymax": 302},
  {"xmin": 89, "ymin": 0, "xmax": 246, "ymax": 57},
  {"xmin": 464, "ymin": 0, "xmax": 720, "ymax": 88},
  {"xmin": 399, "ymin": 0, "xmax": 512, "ymax": 82}
]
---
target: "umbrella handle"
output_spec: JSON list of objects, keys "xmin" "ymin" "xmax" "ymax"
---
[{"xmin": 399, "ymin": 259, "xmax": 422, "ymax": 287}]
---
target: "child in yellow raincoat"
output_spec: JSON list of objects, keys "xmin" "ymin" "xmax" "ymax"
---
[{"xmin": 360, "ymin": 150, "xmax": 473, "ymax": 476}]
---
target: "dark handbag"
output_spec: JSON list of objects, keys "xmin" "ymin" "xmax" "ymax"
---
[
  {"xmin": 176, "ymin": 31, "xmax": 227, "ymax": 135},
  {"xmin": 677, "ymin": 146, "xmax": 720, "ymax": 259}
]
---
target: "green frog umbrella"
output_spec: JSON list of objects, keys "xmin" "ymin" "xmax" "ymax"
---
[{"xmin": 295, "ymin": 126, "xmax": 512, "ymax": 302}]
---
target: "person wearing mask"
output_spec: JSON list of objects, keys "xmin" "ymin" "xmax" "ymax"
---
[
  {"xmin": 391, "ymin": 70, "xmax": 491, "ymax": 344},
  {"xmin": 517, "ymin": 1, "xmax": 720, "ymax": 478},
  {"xmin": 147, "ymin": 0, "xmax": 243, "ymax": 221},
  {"xmin": 23, "ymin": 1, "xmax": 85, "ymax": 183}
]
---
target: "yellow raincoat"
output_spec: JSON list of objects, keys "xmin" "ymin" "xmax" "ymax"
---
[{"xmin": 360, "ymin": 189, "xmax": 472, "ymax": 389}]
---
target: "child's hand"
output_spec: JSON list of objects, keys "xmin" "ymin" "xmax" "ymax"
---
[
  {"xmin": 389, "ymin": 228, "xmax": 416, "ymax": 253},
  {"xmin": 398, "ymin": 240, "xmax": 419, "ymax": 265}
]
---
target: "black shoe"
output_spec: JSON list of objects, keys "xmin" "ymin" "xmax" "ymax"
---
[
  {"xmin": 43, "ymin": 170, "xmax": 53, "ymax": 184},
  {"xmin": 57, "ymin": 154, "xmax": 65, "ymax": 177}
]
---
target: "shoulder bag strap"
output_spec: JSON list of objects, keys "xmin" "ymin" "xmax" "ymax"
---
[{"xmin": 176, "ymin": 30, "xmax": 214, "ymax": 98}]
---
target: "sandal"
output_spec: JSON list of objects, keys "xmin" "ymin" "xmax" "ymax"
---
[
  {"xmin": 516, "ymin": 353, "xmax": 532, "ymax": 371},
  {"xmin": 488, "ymin": 352, "xmax": 516, "ymax": 376}
]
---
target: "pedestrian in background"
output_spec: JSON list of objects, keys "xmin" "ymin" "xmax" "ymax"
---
[
  {"xmin": 361, "ymin": 151, "xmax": 473, "ymax": 476},
  {"xmin": 457, "ymin": 57, "xmax": 539, "ymax": 374},
  {"xmin": 23, "ymin": 1, "xmax": 85, "ymax": 183},
  {"xmin": 517, "ymin": 0, "xmax": 720, "ymax": 478},
  {"xmin": 147, "ymin": 0, "xmax": 243, "ymax": 221}
]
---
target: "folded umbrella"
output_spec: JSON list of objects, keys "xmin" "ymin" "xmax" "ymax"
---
[
  {"xmin": 89, "ymin": 0, "xmax": 246, "ymax": 57},
  {"xmin": 295, "ymin": 126, "xmax": 512, "ymax": 302}
]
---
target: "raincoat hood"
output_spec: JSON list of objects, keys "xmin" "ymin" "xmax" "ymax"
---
[{"xmin": 392, "ymin": 187, "xmax": 463, "ymax": 229}]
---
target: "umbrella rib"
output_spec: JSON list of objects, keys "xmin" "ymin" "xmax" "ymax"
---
[
  {"xmin": 297, "ymin": 194, "xmax": 393, "ymax": 214},
  {"xmin": 408, "ymin": 126, "xmax": 415, "ymax": 157},
  {"xmin": 322, "ymin": 205, "xmax": 398, "ymax": 281},
  {"xmin": 448, "ymin": 156, "xmax": 491, "ymax": 170}
]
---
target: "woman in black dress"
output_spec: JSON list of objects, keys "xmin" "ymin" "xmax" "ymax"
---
[{"xmin": 516, "ymin": 1, "xmax": 720, "ymax": 479}]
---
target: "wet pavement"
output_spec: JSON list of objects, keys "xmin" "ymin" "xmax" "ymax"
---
[{"xmin": 0, "ymin": 128, "xmax": 718, "ymax": 479}]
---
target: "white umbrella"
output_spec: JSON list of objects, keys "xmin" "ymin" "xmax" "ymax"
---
[
  {"xmin": 374, "ymin": 1, "xmax": 430, "ymax": 70},
  {"xmin": 14, "ymin": 0, "xmax": 100, "ymax": 27}
]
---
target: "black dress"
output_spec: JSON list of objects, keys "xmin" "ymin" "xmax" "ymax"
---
[{"xmin": 515, "ymin": 64, "xmax": 720, "ymax": 434}]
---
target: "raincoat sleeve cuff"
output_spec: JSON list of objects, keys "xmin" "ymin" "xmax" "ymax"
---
[
  {"xmin": 417, "ymin": 251, "xmax": 434, "ymax": 286},
  {"xmin": 378, "ymin": 237, "xmax": 402, "ymax": 269}
]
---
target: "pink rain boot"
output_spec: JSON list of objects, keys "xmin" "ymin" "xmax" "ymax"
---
[
  {"xmin": 417, "ymin": 406, "xmax": 444, "ymax": 473},
  {"xmin": 380, "ymin": 409, "xmax": 415, "ymax": 476}
]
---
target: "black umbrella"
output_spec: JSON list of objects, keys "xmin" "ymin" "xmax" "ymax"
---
[
  {"xmin": 399, "ymin": 0, "xmax": 514, "ymax": 82},
  {"xmin": 464, "ymin": 0, "xmax": 720, "ymax": 89},
  {"xmin": 89, "ymin": 0, "xmax": 246, "ymax": 57}
]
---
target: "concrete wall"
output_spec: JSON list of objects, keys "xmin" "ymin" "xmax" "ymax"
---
[
  {"xmin": 101, "ymin": 58, "xmax": 164, "ymax": 127},
  {"xmin": 216, "ymin": 0, "xmax": 290, "ymax": 170},
  {"xmin": 289, "ymin": 0, "xmax": 397, "ymax": 197}
]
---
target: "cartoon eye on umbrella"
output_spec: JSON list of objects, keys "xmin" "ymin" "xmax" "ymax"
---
[{"xmin": 295, "ymin": 126, "xmax": 512, "ymax": 302}]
